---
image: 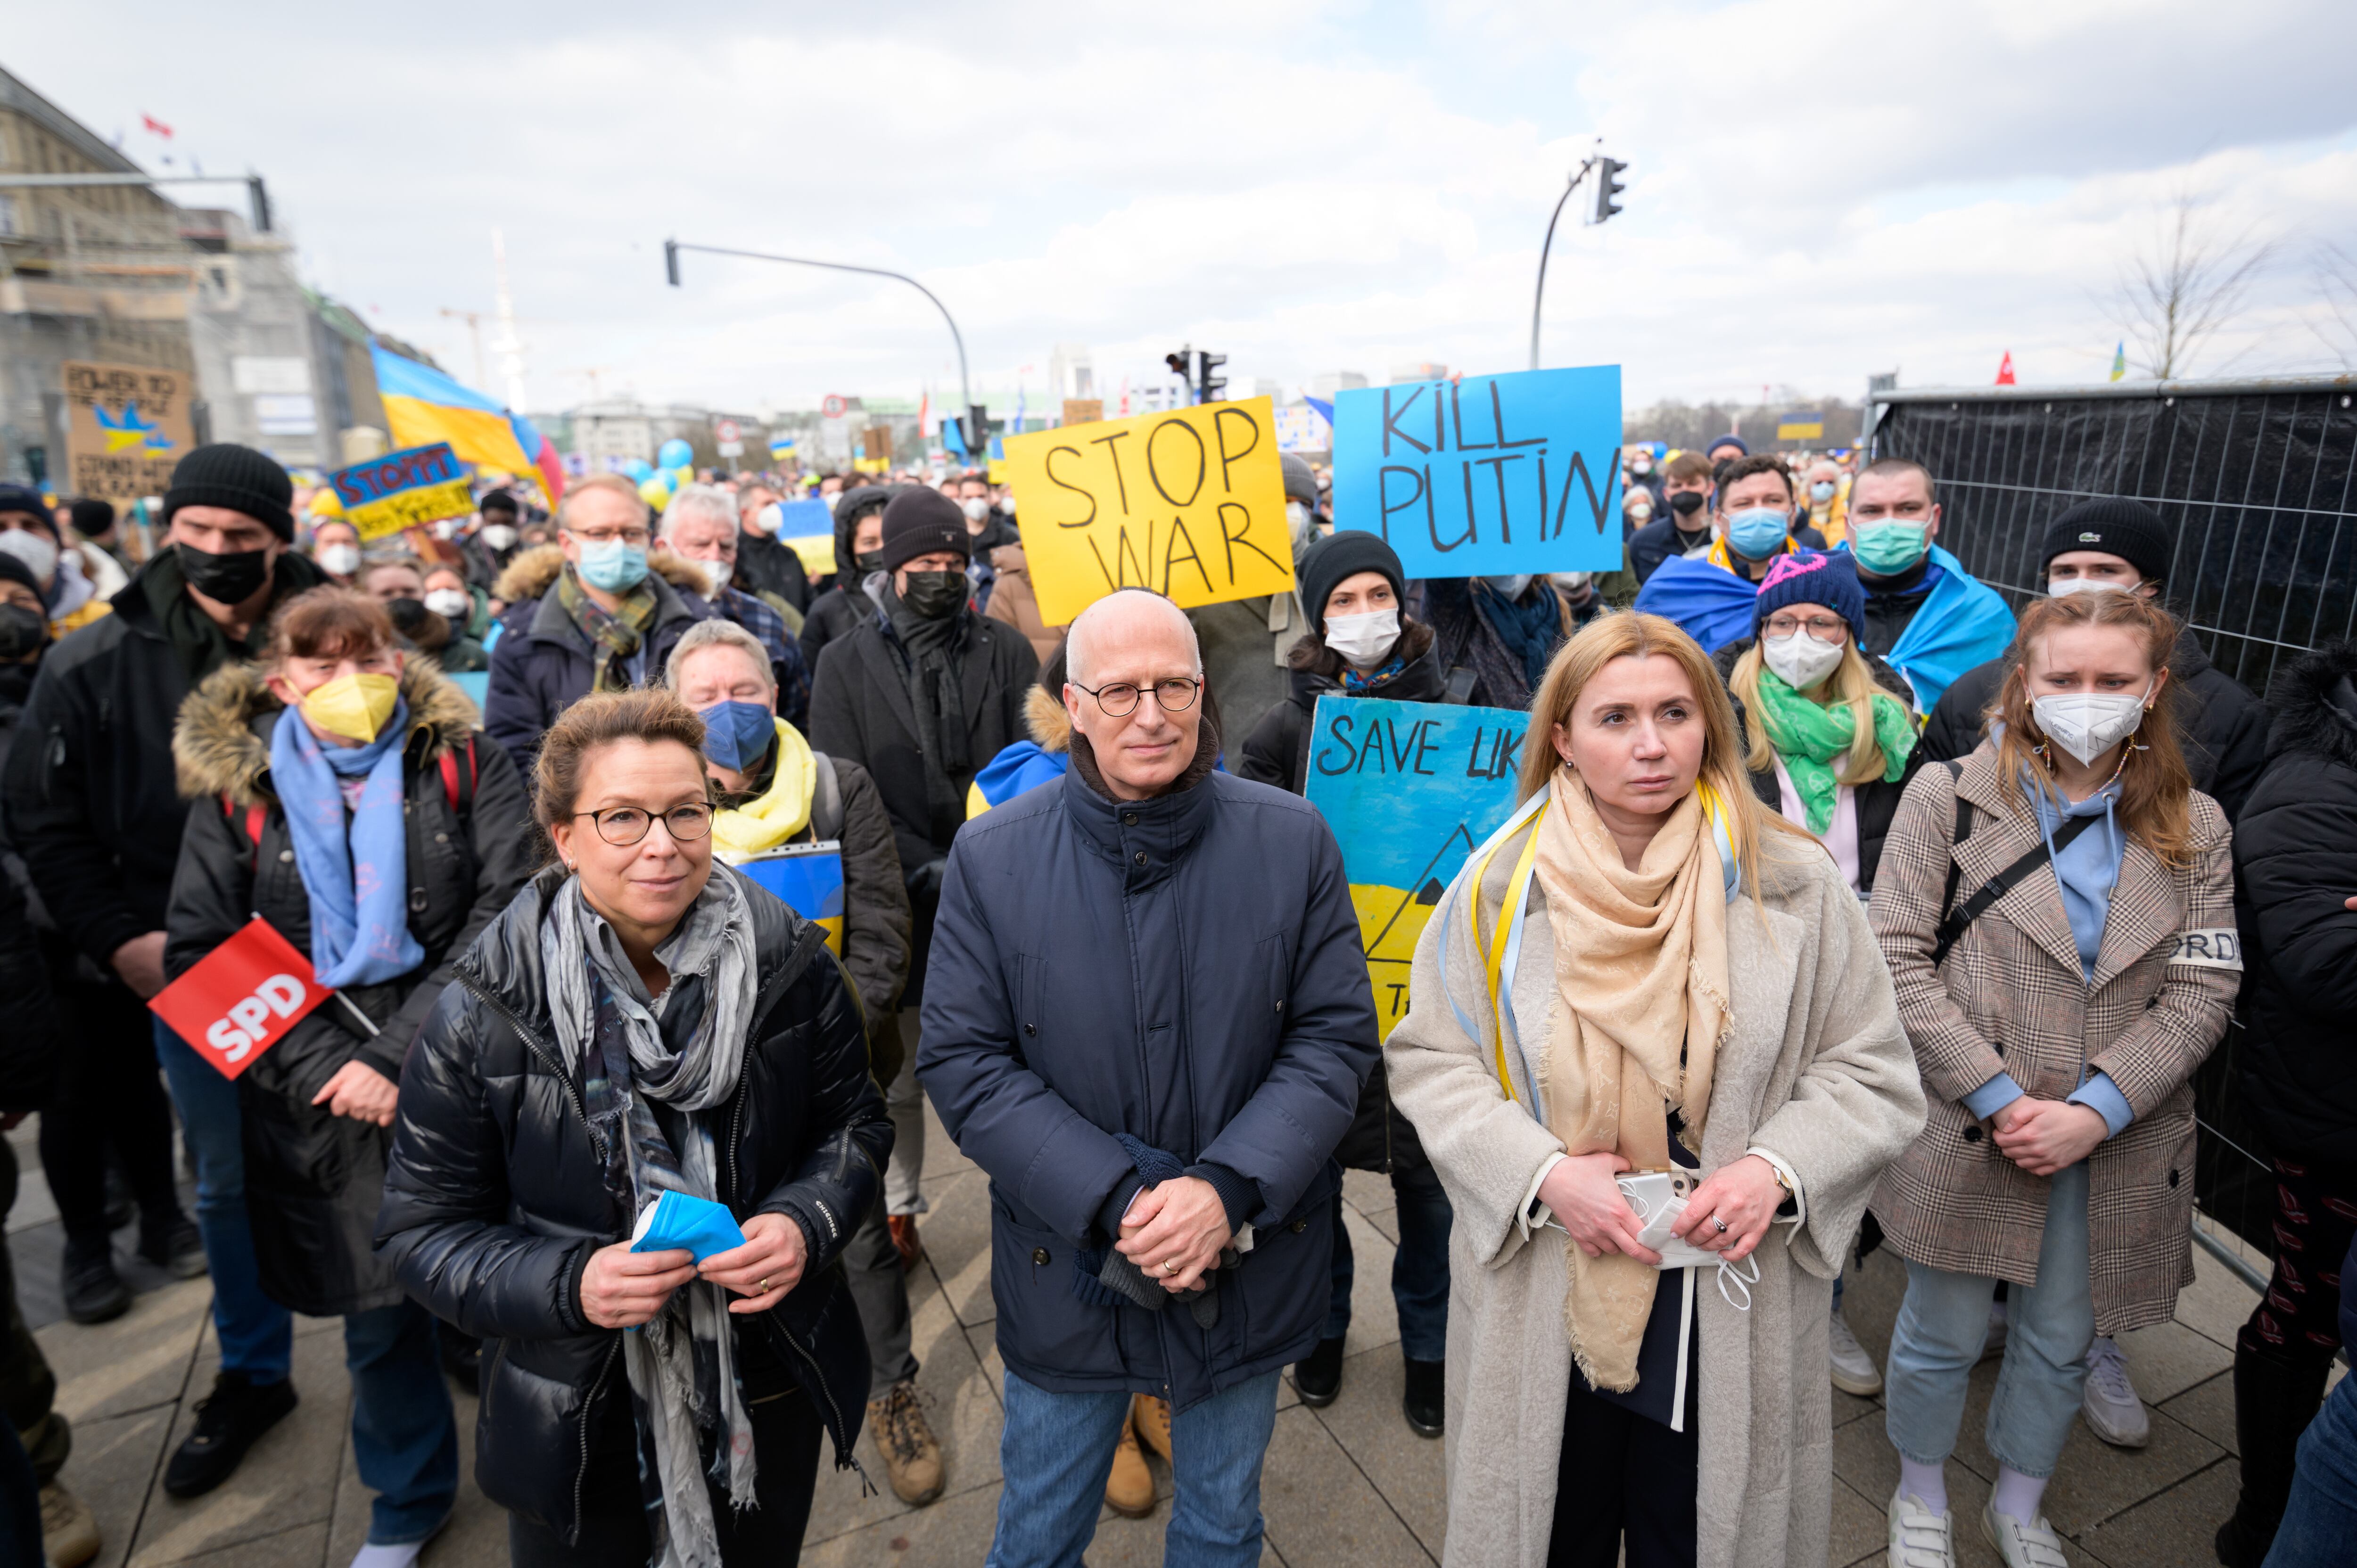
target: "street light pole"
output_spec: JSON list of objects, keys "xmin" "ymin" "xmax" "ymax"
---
[
  {"xmin": 664, "ymin": 239, "xmax": 973, "ymax": 431},
  {"xmin": 1528, "ymin": 156, "xmax": 1598, "ymax": 372}
]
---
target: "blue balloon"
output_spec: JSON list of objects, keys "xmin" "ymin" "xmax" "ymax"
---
[
  {"xmin": 622, "ymin": 458, "xmax": 653, "ymax": 481},
  {"xmin": 657, "ymin": 438, "xmax": 693, "ymax": 470}
]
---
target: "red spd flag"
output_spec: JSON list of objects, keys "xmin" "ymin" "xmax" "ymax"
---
[{"xmin": 147, "ymin": 918, "xmax": 331, "ymax": 1081}]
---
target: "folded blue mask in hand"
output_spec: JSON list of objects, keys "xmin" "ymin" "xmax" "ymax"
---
[{"xmin": 628, "ymin": 1190, "xmax": 747, "ymax": 1263}]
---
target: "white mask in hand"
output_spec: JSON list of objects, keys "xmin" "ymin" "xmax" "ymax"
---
[
  {"xmin": 1324, "ymin": 608, "xmax": 1400, "ymax": 668},
  {"xmin": 2032, "ymin": 688, "xmax": 2152, "ymax": 766},
  {"xmin": 1761, "ymin": 629, "xmax": 1844, "ymax": 691}
]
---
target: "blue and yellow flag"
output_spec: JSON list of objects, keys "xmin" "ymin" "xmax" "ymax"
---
[
  {"xmin": 2109, "ymin": 342, "xmax": 2127, "ymax": 383},
  {"xmin": 733, "ymin": 846, "xmax": 845, "ymax": 956}
]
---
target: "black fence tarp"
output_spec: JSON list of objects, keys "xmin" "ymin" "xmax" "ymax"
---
[{"xmin": 1871, "ymin": 377, "xmax": 2357, "ymax": 1262}]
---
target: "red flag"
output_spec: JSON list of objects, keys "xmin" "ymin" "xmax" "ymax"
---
[
  {"xmin": 148, "ymin": 917, "xmax": 332, "ymax": 1081},
  {"xmin": 1995, "ymin": 352, "xmax": 2017, "ymax": 386},
  {"xmin": 141, "ymin": 113, "xmax": 174, "ymax": 139}
]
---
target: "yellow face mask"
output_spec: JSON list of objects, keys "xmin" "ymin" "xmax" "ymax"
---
[{"xmin": 299, "ymin": 672, "xmax": 399, "ymax": 745}]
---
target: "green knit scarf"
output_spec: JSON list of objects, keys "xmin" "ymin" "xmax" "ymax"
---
[{"xmin": 1750, "ymin": 668, "xmax": 1918, "ymax": 833}]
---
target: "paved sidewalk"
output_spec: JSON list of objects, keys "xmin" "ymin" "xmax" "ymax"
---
[{"xmin": 12, "ymin": 1105, "xmax": 2275, "ymax": 1567}]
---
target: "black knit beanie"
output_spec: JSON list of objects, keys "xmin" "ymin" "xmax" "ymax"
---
[
  {"xmin": 69, "ymin": 497, "xmax": 116, "ymax": 536},
  {"xmin": 1299, "ymin": 530, "xmax": 1406, "ymax": 634},
  {"xmin": 164, "ymin": 444, "xmax": 295, "ymax": 542},
  {"xmin": 0, "ymin": 548, "xmax": 41, "ymax": 599},
  {"xmin": 878, "ymin": 486, "xmax": 972, "ymax": 572},
  {"xmin": 2041, "ymin": 498, "xmax": 2171, "ymax": 585},
  {"xmin": 478, "ymin": 488, "xmax": 519, "ymax": 519}
]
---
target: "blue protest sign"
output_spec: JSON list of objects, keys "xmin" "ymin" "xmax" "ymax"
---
[
  {"xmin": 1302, "ymin": 696, "xmax": 1530, "ymax": 1037},
  {"xmin": 1330, "ymin": 364, "xmax": 1623, "ymax": 577}
]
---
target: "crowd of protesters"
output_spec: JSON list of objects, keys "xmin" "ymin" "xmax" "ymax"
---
[{"xmin": 0, "ymin": 421, "xmax": 2344, "ymax": 1568}]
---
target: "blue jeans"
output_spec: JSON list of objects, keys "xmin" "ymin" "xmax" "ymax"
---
[
  {"xmin": 1322, "ymin": 1164, "xmax": 1452, "ymax": 1363},
  {"xmin": 989, "ymin": 1367, "xmax": 1280, "ymax": 1568},
  {"xmin": 2265, "ymin": 1371, "xmax": 2357, "ymax": 1567},
  {"xmin": 151, "ymin": 1019, "xmax": 294, "ymax": 1382},
  {"xmin": 1885, "ymin": 1160, "xmax": 2092, "ymax": 1478},
  {"xmin": 344, "ymin": 1303, "xmax": 459, "ymax": 1544}
]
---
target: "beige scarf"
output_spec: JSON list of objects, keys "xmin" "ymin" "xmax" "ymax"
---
[{"xmin": 1531, "ymin": 767, "xmax": 1733, "ymax": 1392}]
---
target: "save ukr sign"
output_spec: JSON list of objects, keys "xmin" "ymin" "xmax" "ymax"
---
[
  {"xmin": 328, "ymin": 442, "xmax": 476, "ymax": 543},
  {"xmin": 1003, "ymin": 395, "xmax": 1295, "ymax": 626},
  {"xmin": 1329, "ymin": 364, "xmax": 1624, "ymax": 577}
]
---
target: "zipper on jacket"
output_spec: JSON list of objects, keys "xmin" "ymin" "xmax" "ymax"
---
[
  {"xmin": 571, "ymin": 1333, "xmax": 622, "ymax": 1539},
  {"xmin": 454, "ymin": 968, "xmax": 606, "ymax": 1164},
  {"xmin": 763, "ymin": 1313, "xmax": 873, "ymax": 1494}
]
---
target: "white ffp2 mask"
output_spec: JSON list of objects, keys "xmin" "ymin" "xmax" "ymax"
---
[
  {"xmin": 1324, "ymin": 608, "xmax": 1400, "ymax": 668},
  {"xmin": 2032, "ymin": 688, "xmax": 2152, "ymax": 766},
  {"xmin": 1761, "ymin": 630, "xmax": 1844, "ymax": 691}
]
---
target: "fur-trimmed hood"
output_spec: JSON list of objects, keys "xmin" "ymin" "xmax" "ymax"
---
[
  {"xmin": 2267, "ymin": 639, "xmax": 2357, "ymax": 772},
  {"xmin": 490, "ymin": 542, "xmax": 718, "ymax": 606},
  {"xmin": 174, "ymin": 657, "xmax": 485, "ymax": 806},
  {"xmin": 1024, "ymin": 684, "xmax": 1071, "ymax": 753}
]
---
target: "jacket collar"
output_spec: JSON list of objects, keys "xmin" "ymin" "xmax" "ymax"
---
[{"xmin": 1058, "ymin": 745, "xmax": 1218, "ymax": 889}]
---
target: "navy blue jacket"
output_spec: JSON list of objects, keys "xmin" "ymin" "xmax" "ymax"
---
[
  {"xmin": 917, "ymin": 760, "xmax": 1378, "ymax": 1412},
  {"xmin": 483, "ymin": 564, "xmax": 716, "ymax": 778}
]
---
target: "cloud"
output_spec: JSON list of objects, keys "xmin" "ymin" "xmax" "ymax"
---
[{"xmin": 7, "ymin": 0, "xmax": 2354, "ymax": 418}]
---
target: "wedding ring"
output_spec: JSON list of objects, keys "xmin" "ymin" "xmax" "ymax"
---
[
  {"xmin": 1162, "ymin": 1259, "xmax": 1178, "ymax": 1275},
  {"xmin": 1713, "ymin": 1217, "xmax": 1729, "ymax": 1234},
  {"xmin": 757, "ymin": 1276, "xmax": 771, "ymax": 1292}
]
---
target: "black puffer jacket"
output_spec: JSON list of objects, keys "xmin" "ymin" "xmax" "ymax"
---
[
  {"xmin": 375, "ymin": 864, "xmax": 889, "ymax": 1542},
  {"xmin": 165, "ymin": 660, "xmax": 536, "ymax": 1316},
  {"xmin": 1714, "ymin": 637, "xmax": 1924, "ymax": 898},
  {"xmin": 797, "ymin": 485, "xmax": 896, "ymax": 676},
  {"xmin": 1920, "ymin": 624, "xmax": 2268, "ymax": 821},
  {"xmin": 2233, "ymin": 640, "xmax": 2357, "ymax": 1162}
]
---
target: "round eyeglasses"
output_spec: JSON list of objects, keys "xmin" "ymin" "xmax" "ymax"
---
[
  {"xmin": 572, "ymin": 803, "xmax": 714, "ymax": 846},
  {"xmin": 1069, "ymin": 677, "xmax": 1203, "ymax": 718}
]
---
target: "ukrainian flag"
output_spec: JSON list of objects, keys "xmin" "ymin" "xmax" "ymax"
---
[
  {"xmin": 370, "ymin": 345, "xmax": 564, "ymax": 506},
  {"xmin": 2110, "ymin": 342, "xmax": 2127, "ymax": 383}
]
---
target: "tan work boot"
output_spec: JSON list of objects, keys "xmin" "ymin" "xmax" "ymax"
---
[
  {"xmin": 1104, "ymin": 1403, "xmax": 1156, "ymax": 1518},
  {"xmin": 1131, "ymin": 1393, "xmax": 1173, "ymax": 1464},
  {"xmin": 867, "ymin": 1379, "xmax": 945, "ymax": 1505},
  {"xmin": 41, "ymin": 1480, "xmax": 101, "ymax": 1568}
]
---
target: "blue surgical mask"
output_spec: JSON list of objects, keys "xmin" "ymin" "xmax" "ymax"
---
[
  {"xmin": 697, "ymin": 700, "xmax": 777, "ymax": 773},
  {"xmin": 576, "ymin": 537, "xmax": 650, "ymax": 593},
  {"xmin": 1810, "ymin": 481, "xmax": 1837, "ymax": 503},
  {"xmin": 1724, "ymin": 508, "xmax": 1791, "ymax": 560}
]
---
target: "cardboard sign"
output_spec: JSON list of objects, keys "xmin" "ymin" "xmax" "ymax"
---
[
  {"xmin": 1302, "ymin": 697, "xmax": 1530, "ymax": 1039},
  {"xmin": 1330, "ymin": 365, "xmax": 1623, "ymax": 577},
  {"xmin": 1061, "ymin": 398, "xmax": 1103, "ymax": 427},
  {"xmin": 148, "ymin": 917, "xmax": 333, "ymax": 1080},
  {"xmin": 1003, "ymin": 394, "xmax": 1295, "ymax": 625},
  {"xmin": 733, "ymin": 844, "xmax": 845, "ymax": 956},
  {"xmin": 62, "ymin": 360, "xmax": 196, "ymax": 504},
  {"xmin": 329, "ymin": 443, "xmax": 475, "ymax": 543}
]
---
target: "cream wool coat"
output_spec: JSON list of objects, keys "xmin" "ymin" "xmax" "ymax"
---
[{"xmin": 1385, "ymin": 818, "xmax": 1926, "ymax": 1568}]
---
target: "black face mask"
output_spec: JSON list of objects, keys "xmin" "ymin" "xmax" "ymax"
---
[
  {"xmin": 1668, "ymin": 491, "xmax": 1706, "ymax": 518},
  {"xmin": 385, "ymin": 597, "xmax": 430, "ymax": 637},
  {"xmin": 178, "ymin": 541, "xmax": 273, "ymax": 604},
  {"xmin": 854, "ymin": 550, "xmax": 886, "ymax": 575},
  {"xmin": 0, "ymin": 603, "xmax": 47, "ymax": 661},
  {"xmin": 899, "ymin": 570, "xmax": 967, "ymax": 620}
]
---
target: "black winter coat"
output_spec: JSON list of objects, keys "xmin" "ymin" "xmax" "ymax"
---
[
  {"xmin": 376, "ymin": 863, "xmax": 890, "ymax": 1542},
  {"xmin": 735, "ymin": 532, "xmax": 812, "ymax": 615},
  {"xmin": 797, "ymin": 486, "xmax": 897, "ymax": 676},
  {"xmin": 1, "ymin": 550, "xmax": 326, "ymax": 969},
  {"xmin": 165, "ymin": 660, "xmax": 537, "ymax": 1316},
  {"xmin": 0, "ymin": 859, "xmax": 60, "ymax": 1115},
  {"xmin": 1628, "ymin": 515, "xmax": 1715, "ymax": 585},
  {"xmin": 2232, "ymin": 641, "xmax": 2357, "ymax": 1162},
  {"xmin": 1714, "ymin": 637, "xmax": 1924, "ymax": 898},
  {"xmin": 917, "ymin": 753, "xmax": 1379, "ymax": 1412},
  {"xmin": 1920, "ymin": 625, "xmax": 2269, "ymax": 821},
  {"xmin": 483, "ymin": 546, "xmax": 718, "ymax": 779}
]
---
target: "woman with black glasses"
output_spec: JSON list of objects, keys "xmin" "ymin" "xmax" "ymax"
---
[{"xmin": 378, "ymin": 687, "xmax": 892, "ymax": 1565}]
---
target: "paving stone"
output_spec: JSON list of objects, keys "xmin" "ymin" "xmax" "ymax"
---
[
  {"xmin": 2073, "ymin": 1454, "xmax": 2241, "ymax": 1568},
  {"xmin": 2113, "ymin": 1317, "xmax": 2233, "ymax": 1407},
  {"xmin": 2156, "ymin": 1370, "xmax": 2236, "ymax": 1457},
  {"xmin": 2174, "ymin": 1247, "xmax": 2262, "ymax": 1352},
  {"xmin": 915, "ymin": 1091, "xmax": 973, "ymax": 1179},
  {"xmin": 148, "ymin": 1521, "xmax": 333, "ymax": 1567},
  {"xmin": 1304, "ymin": 1340, "xmax": 1446, "ymax": 1558},
  {"xmin": 1832, "ymin": 1385, "xmax": 1882, "ymax": 1429},
  {"xmin": 801, "ymin": 1479, "xmax": 1002, "ymax": 1567},
  {"xmin": 58, "ymin": 1404, "xmax": 173, "ymax": 1568},
  {"xmin": 35, "ymin": 1275, "xmax": 209, "ymax": 1423},
  {"xmin": 1257, "ymin": 1404, "xmax": 1434, "ymax": 1567},
  {"xmin": 1829, "ymin": 1473, "xmax": 1889, "ymax": 1568},
  {"xmin": 128, "ymin": 1326, "xmax": 352, "ymax": 1568},
  {"xmin": 1335, "ymin": 1205, "xmax": 1400, "ymax": 1357},
  {"xmin": 922, "ymin": 1166, "xmax": 996, "ymax": 1332}
]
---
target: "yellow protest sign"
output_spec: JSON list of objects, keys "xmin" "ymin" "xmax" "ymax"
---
[
  {"xmin": 328, "ymin": 443, "xmax": 475, "ymax": 543},
  {"xmin": 1003, "ymin": 396, "xmax": 1294, "ymax": 626}
]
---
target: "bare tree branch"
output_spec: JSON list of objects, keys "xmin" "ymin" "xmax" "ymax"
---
[
  {"xmin": 2309, "ymin": 241, "xmax": 2357, "ymax": 370},
  {"xmin": 2108, "ymin": 187, "xmax": 2277, "ymax": 379}
]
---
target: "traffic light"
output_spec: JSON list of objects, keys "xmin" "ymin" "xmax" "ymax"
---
[
  {"xmin": 1591, "ymin": 157, "xmax": 1627, "ymax": 225},
  {"xmin": 1195, "ymin": 350, "xmax": 1228, "ymax": 404},
  {"xmin": 664, "ymin": 238, "xmax": 681, "ymax": 287},
  {"xmin": 1165, "ymin": 347, "xmax": 1192, "ymax": 381}
]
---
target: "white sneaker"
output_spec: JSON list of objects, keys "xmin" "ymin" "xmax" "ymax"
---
[
  {"xmin": 1830, "ymin": 1302, "xmax": 1883, "ymax": 1396},
  {"xmin": 2080, "ymin": 1334, "xmax": 2149, "ymax": 1448},
  {"xmin": 1887, "ymin": 1488, "xmax": 1953, "ymax": 1567},
  {"xmin": 1980, "ymin": 1299, "xmax": 2009, "ymax": 1363},
  {"xmin": 1980, "ymin": 1500, "xmax": 2069, "ymax": 1567}
]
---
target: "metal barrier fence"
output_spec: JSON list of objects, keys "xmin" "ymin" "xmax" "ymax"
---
[{"xmin": 1867, "ymin": 373, "xmax": 2357, "ymax": 1285}]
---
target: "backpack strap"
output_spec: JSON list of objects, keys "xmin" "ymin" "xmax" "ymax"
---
[
  {"xmin": 1930, "ymin": 759, "xmax": 2103, "ymax": 968},
  {"xmin": 438, "ymin": 734, "xmax": 478, "ymax": 815},
  {"xmin": 223, "ymin": 793, "xmax": 267, "ymax": 876}
]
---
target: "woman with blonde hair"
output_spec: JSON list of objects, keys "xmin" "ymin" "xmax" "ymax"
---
[
  {"xmin": 1385, "ymin": 611, "xmax": 1926, "ymax": 1568},
  {"xmin": 1870, "ymin": 588, "xmax": 2239, "ymax": 1568}
]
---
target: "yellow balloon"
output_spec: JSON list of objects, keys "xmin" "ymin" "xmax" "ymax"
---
[
  {"xmin": 308, "ymin": 487, "xmax": 345, "ymax": 516},
  {"xmin": 638, "ymin": 476, "xmax": 672, "ymax": 507}
]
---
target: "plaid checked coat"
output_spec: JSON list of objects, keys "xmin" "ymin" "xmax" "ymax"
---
[{"xmin": 1867, "ymin": 745, "xmax": 2241, "ymax": 1335}]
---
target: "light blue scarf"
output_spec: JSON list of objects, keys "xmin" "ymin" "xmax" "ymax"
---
[{"xmin": 270, "ymin": 699, "xmax": 424, "ymax": 988}]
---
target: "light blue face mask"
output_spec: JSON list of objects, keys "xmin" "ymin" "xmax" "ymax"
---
[
  {"xmin": 1724, "ymin": 507, "xmax": 1791, "ymax": 560},
  {"xmin": 576, "ymin": 537, "xmax": 650, "ymax": 593}
]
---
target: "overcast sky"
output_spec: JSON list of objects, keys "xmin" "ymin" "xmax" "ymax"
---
[{"xmin": 13, "ymin": 0, "xmax": 2357, "ymax": 416}]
